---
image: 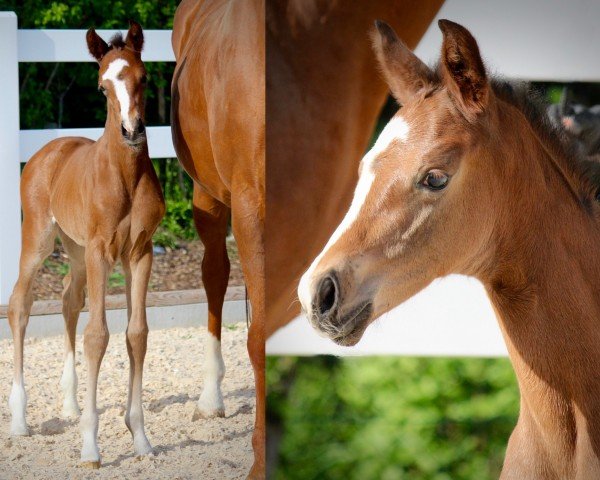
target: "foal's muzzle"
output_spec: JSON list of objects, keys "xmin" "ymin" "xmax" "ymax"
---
[
  {"xmin": 122, "ymin": 119, "xmax": 146, "ymax": 146},
  {"xmin": 306, "ymin": 270, "xmax": 373, "ymax": 347}
]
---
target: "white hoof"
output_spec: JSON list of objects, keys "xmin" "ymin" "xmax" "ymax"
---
[
  {"xmin": 9, "ymin": 382, "xmax": 28, "ymax": 436},
  {"xmin": 80, "ymin": 447, "xmax": 101, "ymax": 466},
  {"xmin": 133, "ymin": 435, "xmax": 154, "ymax": 457},
  {"xmin": 196, "ymin": 383, "xmax": 225, "ymax": 420},
  {"xmin": 193, "ymin": 402, "xmax": 225, "ymax": 421},
  {"xmin": 61, "ymin": 401, "xmax": 81, "ymax": 419},
  {"xmin": 10, "ymin": 422, "xmax": 29, "ymax": 436}
]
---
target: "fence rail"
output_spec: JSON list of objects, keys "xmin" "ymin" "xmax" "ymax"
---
[{"xmin": 0, "ymin": 12, "xmax": 175, "ymax": 303}]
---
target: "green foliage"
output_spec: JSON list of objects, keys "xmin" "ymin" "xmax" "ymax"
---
[
  {"xmin": 1, "ymin": 1, "xmax": 197, "ymax": 243},
  {"xmin": 267, "ymin": 356, "xmax": 519, "ymax": 480},
  {"xmin": 108, "ymin": 271, "xmax": 126, "ymax": 289},
  {"xmin": 151, "ymin": 158, "xmax": 196, "ymax": 245}
]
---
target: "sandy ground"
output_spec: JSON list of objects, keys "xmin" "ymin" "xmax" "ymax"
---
[{"xmin": 0, "ymin": 323, "xmax": 254, "ymax": 479}]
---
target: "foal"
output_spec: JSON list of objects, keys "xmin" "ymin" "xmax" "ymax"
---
[
  {"xmin": 8, "ymin": 22, "xmax": 164, "ymax": 468},
  {"xmin": 300, "ymin": 20, "xmax": 600, "ymax": 478}
]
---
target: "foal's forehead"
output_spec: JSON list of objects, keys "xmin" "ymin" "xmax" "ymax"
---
[{"xmin": 98, "ymin": 50, "xmax": 144, "ymax": 78}]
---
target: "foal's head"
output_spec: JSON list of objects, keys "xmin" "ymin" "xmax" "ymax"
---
[
  {"xmin": 298, "ymin": 20, "xmax": 595, "ymax": 346},
  {"xmin": 87, "ymin": 21, "xmax": 147, "ymax": 147}
]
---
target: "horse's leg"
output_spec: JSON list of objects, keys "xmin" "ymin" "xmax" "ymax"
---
[
  {"xmin": 8, "ymin": 214, "xmax": 55, "ymax": 435},
  {"xmin": 231, "ymin": 191, "xmax": 265, "ymax": 479},
  {"xmin": 80, "ymin": 242, "xmax": 111, "ymax": 468},
  {"xmin": 59, "ymin": 233, "xmax": 86, "ymax": 418},
  {"xmin": 192, "ymin": 186, "xmax": 230, "ymax": 419},
  {"xmin": 123, "ymin": 241, "xmax": 153, "ymax": 456}
]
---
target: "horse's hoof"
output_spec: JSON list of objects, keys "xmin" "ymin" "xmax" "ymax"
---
[
  {"xmin": 192, "ymin": 406, "xmax": 225, "ymax": 421},
  {"xmin": 80, "ymin": 460, "xmax": 101, "ymax": 469},
  {"xmin": 10, "ymin": 424, "xmax": 29, "ymax": 436}
]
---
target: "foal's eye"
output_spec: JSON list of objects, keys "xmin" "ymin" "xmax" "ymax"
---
[{"xmin": 420, "ymin": 170, "xmax": 449, "ymax": 191}]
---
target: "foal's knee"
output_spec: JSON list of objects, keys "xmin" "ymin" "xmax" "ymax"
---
[
  {"xmin": 126, "ymin": 319, "xmax": 148, "ymax": 355},
  {"xmin": 83, "ymin": 324, "xmax": 109, "ymax": 358}
]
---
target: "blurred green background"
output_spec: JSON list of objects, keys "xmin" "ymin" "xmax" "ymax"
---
[
  {"xmin": 0, "ymin": 0, "xmax": 197, "ymax": 248},
  {"xmin": 267, "ymin": 356, "xmax": 519, "ymax": 480}
]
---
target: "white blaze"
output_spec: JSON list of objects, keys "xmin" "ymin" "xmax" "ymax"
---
[
  {"xmin": 102, "ymin": 58, "xmax": 133, "ymax": 132},
  {"xmin": 298, "ymin": 116, "xmax": 410, "ymax": 310}
]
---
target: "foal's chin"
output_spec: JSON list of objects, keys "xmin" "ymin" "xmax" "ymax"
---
[
  {"xmin": 312, "ymin": 301, "xmax": 374, "ymax": 347},
  {"xmin": 124, "ymin": 136, "xmax": 146, "ymax": 149}
]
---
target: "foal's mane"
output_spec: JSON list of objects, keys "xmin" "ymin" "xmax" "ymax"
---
[
  {"xmin": 108, "ymin": 32, "xmax": 126, "ymax": 50},
  {"xmin": 489, "ymin": 79, "xmax": 600, "ymax": 205}
]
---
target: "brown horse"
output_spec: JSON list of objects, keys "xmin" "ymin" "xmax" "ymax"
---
[
  {"xmin": 300, "ymin": 19, "xmax": 600, "ymax": 479},
  {"xmin": 170, "ymin": 1, "xmax": 265, "ymax": 477},
  {"xmin": 7, "ymin": 22, "xmax": 164, "ymax": 468},
  {"xmin": 266, "ymin": 0, "xmax": 444, "ymax": 337}
]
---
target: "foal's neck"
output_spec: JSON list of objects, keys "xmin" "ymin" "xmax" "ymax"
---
[
  {"xmin": 484, "ymin": 132, "xmax": 600, "ymax": 459},
  {"xmin": 101, "ymin": 107, "xmax": 149, "ymax": 182}
]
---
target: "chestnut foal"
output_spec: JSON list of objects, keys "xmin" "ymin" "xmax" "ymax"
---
[
  {"xmin": 300, "ymin": 20, "xmax": 600, "ymax": 479},
  {"xmin": 8, "ymin": 22, "xmax": 164, "ymax": 468}
]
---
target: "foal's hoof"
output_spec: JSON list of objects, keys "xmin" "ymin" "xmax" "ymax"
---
[
  {"xmin": 133, "ymin": 437, "xmax": 154, "ymax": 457},
  {"xmin": 10, "ymin": 423, "xmax": 29, "ymax": 436},
  {"xmin": 61, "ymin": 404, "xmax": 81, "ymax": 419},
  {"xmin": 80, "ymin": 460, "xmax": 101, "ymax": 469},
  {"xmin": 192, "ymin": 405, "xmax": 225, "ymax": 421}
]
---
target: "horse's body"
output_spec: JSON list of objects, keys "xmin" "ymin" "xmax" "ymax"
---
[
  {"xmin": 266, "ymin": 0, "xmax": 444, "ymax": 337},
  {"xmin": 8, "ymin": 23, "xmax": 164, "ymax": 467},
  {"xmin": 299, "ymin": 20, "xmax": 600, "ymax": 479},
  {"xmin": 171, "ymin": 1, "xmax": 265, "ymax": 477}
]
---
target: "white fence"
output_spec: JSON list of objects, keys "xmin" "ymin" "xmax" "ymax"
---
[
  {"xmin": 267, "ymin": 0, "xmax": 600, "ymax": 356},
  {"xmin": 0, "ymin": 12, "xmax": 175, "ymax": 303}
]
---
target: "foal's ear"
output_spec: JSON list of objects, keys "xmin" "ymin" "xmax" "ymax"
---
[
  {"xmin": 125, "ymin": 20, "xmax": 144, "ymax": 53},
  {"xmin": 439, "ymin": 19, "xmax": 489, "ymax": 120},
  {"xmin": 371, "ymin": 20, "xmax": 433, "ymax": 105},
  {"xmin": 86, "ymin": 28, "xmax": 109, "ymax": 62}
]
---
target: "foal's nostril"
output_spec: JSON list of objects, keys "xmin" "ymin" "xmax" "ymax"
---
[
  {"xmin": 316, "ymin": 274, "xmax": 337, "ymax": 317},
  {"xmin": 121, "ymin": 124, "xmax": 128, "ymax": 137},
  {"xmin": 137, "ymin": 122, "xmax": 145, "ymax": 135}
]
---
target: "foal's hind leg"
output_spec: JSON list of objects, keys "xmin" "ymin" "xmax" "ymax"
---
[
  {"xmin": 8, "ymin": 214, "xmax": 55, "ymax": 435},
  {"xmin": 192, "ymin": 187, "xmax": 230, "ymax": 419},
  {"xmin": 59, "ymin": 233, "xmax": 86, "ymax": 418}
]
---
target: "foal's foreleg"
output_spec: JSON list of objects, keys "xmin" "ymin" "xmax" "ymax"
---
[
  {"xmin": 193, "ymin": 188, "xmax": 230, "ymax": 419},
  {"xmin": 59, "ymin": 259, "xmax": 86, "ymax": 418},
  {"xmin": 124, "ymin": 241, "xmax": 153, "ymax": 456},
  {"xmin": 80, "ymin": 245, "xmax": 111, "ymax": 468},
  {"xmin": 8, "ymin": 217, "xmax": 55, "ymax": 435}
]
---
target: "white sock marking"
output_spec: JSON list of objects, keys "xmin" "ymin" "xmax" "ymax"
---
[
  {"xmin": 298, "ymin": 116, "xmax": 410, "ymax": 310},
  {"xmin": 60, "ymin": 352, "xmax": 80, "ymax": 417},
  {"xmin": 102, "ymin": 58, "xmax": 133, "ymax": 132},
  {"xmin": 80, "ymin": 408, "xmax": 100, "ymax": 463},
  {"xmin": 197, "ymin": 333, "xmax": 226, "ymax": 415},
  {"xmin": 9, "ymin": 381, "xmax": 28, "ymax": 435}
]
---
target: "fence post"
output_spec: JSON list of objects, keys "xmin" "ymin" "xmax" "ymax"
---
[{"xmin": 0, "ymin": 12, "xmax": 21, "ymax": 304}]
